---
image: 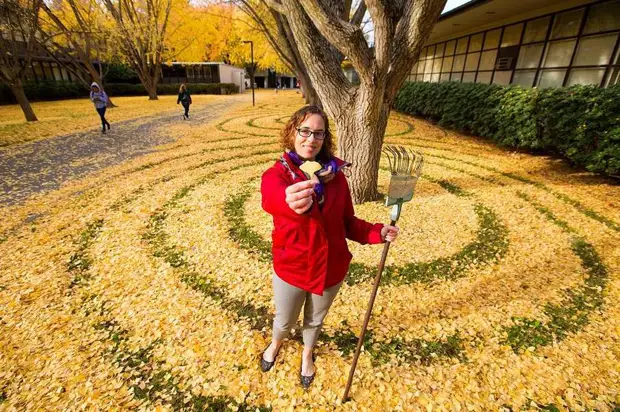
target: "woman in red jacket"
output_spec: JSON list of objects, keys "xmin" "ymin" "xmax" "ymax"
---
[{"xmin": 260, "ymin": 105, "xmax": 399, "ymax": 388}]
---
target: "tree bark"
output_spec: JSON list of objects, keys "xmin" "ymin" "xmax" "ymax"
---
[
  {"xmin": 147, "ymin": 84, "xmax": 159, "ymax": 100},
  {"xmin": 336, "ymin": 85, "xmax": 390, "ymax": 203},
  {"xmin": 10, "ymin": 80, "xmax": 38, "ymax": 122}
]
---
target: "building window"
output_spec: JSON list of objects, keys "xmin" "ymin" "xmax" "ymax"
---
[
  {"xmin": 453, "ymin": 54, "xmax": 466, "ymax": 71},
  {"xmin": 492, "ymin": 71, "xmax": 512, "ymax": 85},
  {"xmin": 542, "ymin": 39, "xmax": 577, "ymax": 67},
  {"xmin": 456, "ymin": 37, "xmax": 469, "ymax": 54},
  {"xmin": 479, "ymin": 50, "xmax": 498, "ymax": 70},
  {"xmin": 517, "ymin": 44, "xmax": 545, "ymax": 69},
  {"xmin": 469, "ymin": 33, "xmax": 483, "ymax": 52},
  {"xmin": 573, "ymin": 33, "xmax": 618, "ymax": 66},
  {"xmin": 445, "ymin": 40, "xmax": 456, "ymax": 55},
  {"xmin": 584, "ymin": 0, "xmax": 620, "ymax": 34},
  {"xmin": 550, "ymin": 9, "xmax": 584, "ymax": 39},
  {"xmin": 502, "ymin": 24, "xmax": 523, "ymax": 47},
  {"xmin": 538, "ymin": 69, "xmax": 567, "ymax": 87},
  {"xmin": 476, "ymin": 71, "xmax": 493, "ymax": 84},
  {"xmin": 606, "ymin": 67, "xmax": 620, "ymax": 86},
  {"xmin": 436, "ymin": 42, "xmax": 445, "ymax": 57},
  {"xmin": 433, "ymin": 58, "xmax": 443, "ymax": 73},
  {"xmin": 513, "ymin": 70, "xmax": 537, "ymax": 87},
  {"xmin": 462, "ymin": 72, "xmax": 476, "ymax": 83},
  {"xmin": 524, "ymin": 17, "xmax": 551, "ymax": 43},
  {"xmin": 484, "ymin": 29, "xmax": 501, "ymax": 50},
  {"xmin": 413, "ymin": 0, "xmax": 620, "ymax": 88},
  {"xmin": 442, "ymin": 56, "xmax": 454, "ymax": 72},
  {"xmin": 568, "ymin": 68, "xmax": 606, "ymax": 85}
]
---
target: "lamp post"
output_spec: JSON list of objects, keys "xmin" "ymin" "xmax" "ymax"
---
[{"xmin": 242, "ymin": 40, "xmax": 255, "ymax": 107}]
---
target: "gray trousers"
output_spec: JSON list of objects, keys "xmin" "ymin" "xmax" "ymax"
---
[{"xmin": 272, "ymin": 274, "xmax": 343, "ymax": 347}]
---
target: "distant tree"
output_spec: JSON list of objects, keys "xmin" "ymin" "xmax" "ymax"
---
[
  {"xmin": 0, "ymin": 0, "xmax": 43, "ymax": 121},
  {"xmin": 103, "ymin": 0, "xmax": 173, "ymax": 100}
]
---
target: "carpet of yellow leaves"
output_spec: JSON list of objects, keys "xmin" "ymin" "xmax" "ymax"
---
[
  {"xmin": 0, "ymin": 95, "xmax": 218, "ymax": 147},
  {"xmin": 0, "ymin": 91, "xmax": 618, "ymax": 410}
]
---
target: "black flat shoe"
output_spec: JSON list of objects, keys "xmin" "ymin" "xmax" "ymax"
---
[
  {"xmin": 260, "ymin": 345, "xmax": 281, "ymax": 372},
  {"xmin": 300, "ymin": 354, "xmax": 316, "ymax": 389}
]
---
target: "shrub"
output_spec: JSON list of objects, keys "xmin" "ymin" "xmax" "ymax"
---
[{"xmin": 394, "ymin": 81, "xmax": 620, "ymax": 176}]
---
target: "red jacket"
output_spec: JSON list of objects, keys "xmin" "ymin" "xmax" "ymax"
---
[{"xmin": 261, "ymin": 152, "xmax": 384, "ymax": 295}]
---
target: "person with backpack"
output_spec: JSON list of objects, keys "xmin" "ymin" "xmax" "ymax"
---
[
  {"xmin": 90, "ymin": 82, "xmax": 110, "ymax": 134},
  {"xmin": 177, "ymin": 84, "xmax": 192, "ymax": 120}
]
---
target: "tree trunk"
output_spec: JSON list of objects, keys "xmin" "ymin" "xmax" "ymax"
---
[
  {"xmin": 10, "ymin": 81, "xmax": 38, "ymax": 122},
  {"xmin": 336, "ymin": 87, "xmax": 391, "ymax": 203},
  {"xmin": 296, "ymin": 69, "xmax": 320, "ymax": 106},
  {"xmin": 147, "ymin": 86, "xmax": 158, "ymax": 100}
]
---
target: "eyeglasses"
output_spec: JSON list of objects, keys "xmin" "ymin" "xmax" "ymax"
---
[{"xmin": 297, "ymin": 128, "xmax": 326, "ymax": 140}]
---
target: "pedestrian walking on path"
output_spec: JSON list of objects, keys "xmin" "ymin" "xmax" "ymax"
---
[
  {"xmin": 259, "ymin": 105, "xmax": 400, "ymax": 389},
  {"xmin": 177, "ymin": 84, "xmax": 192, "ymax": 120},
  {"xmin": 90, "ymin": 82, "xmax": 111, "ymax": 134}
]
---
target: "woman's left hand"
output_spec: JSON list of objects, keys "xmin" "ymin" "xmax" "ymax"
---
[
  {"xmin": 381, "ymin": 225, "xmax": 399, "ymax": 243},
  {"xmin": 318, "ymin": 166, "xmax": 335, "ymax": 184}
]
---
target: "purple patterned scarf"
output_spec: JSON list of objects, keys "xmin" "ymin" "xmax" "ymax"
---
[{"xmin": 286, "ymin": 151, "xmax": 339, "ymax": 204}]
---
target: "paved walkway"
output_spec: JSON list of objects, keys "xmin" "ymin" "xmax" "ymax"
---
[{"xmin": 0, "ymin": 95, "xmax": 242, "ymax": 206}]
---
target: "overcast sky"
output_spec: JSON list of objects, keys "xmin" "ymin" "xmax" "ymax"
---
[{"xmin": 443, "ymin": 0, "xmax": 473, "ymax": 13}]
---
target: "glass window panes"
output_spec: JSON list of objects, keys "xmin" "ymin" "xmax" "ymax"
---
[
  {"xmin": 476, "ymin": 71, "xmax": 493, "ymax": 84},
  {"xmin": 484, "ymin": 29, "xmax": 501, "ymax": 50},
  {"xmin": 428, "ymin": 45, "xmax": 436, "ymax": 59},
  {"xmin": 412, "ymin": 62, "xmax": 418, "ymax": 73},
  {"xmin": 469, "ymin": 33, "xmax": 483, "ymax": 52},
  {"xmin": 550, "ymin": 9, "xmax": 584, "ymax": 39},
  {"xmin": 424, "ymin": 73, "xmax": 432, "ymax": 82},
  {"xmin": 422, "ymin": 47, "xmax": 429, "ymax": 59},
  {"xmin": 453, "ymin": 54, "xmax": 466, "ymax": 71},
  {"xmin": 451, "ymin": 72, "xmax": 463, "ymax": 82},
  {"xmin": 584, "ymin": 0, "xmax": 620, "ymax": 34},
  {"xmin": 543, "ymin": 39, "xmax": 577, "ymax": 67},
  {"xmin": 445, "ymin": 40, "xmax": 456, "ymax": 56},
  {"xmin": 433, "ymin": 58, "xmax": 443, "ymax": 73},
  {"xmin": 574, "ymin": 34, "xmax": 618, "ymax": 66},
  {"xmin": 493, "ymin": 71, "xmax": 513, "ymax": 85},
  {"xmin": 424, "ymin": 60, "xmax": 433, "ymax": 74},
  {"xmin": 568, "ymin": 68, "xmax": 606, "ymax": 85},
  {"xmin": 417, "ymin": 60, "xmax": 425, "ymax": 74},
  {"xmin": 465, "ymin": 52, "xmax": 481, "ymax": 71},
  {"xmin": 440, "ymin": 73, "xmax": 450, "ymax": 82},
  {"xmin": 517, "ymin": 44, "xmax": 544, "ymax": 69},
  {"xmin": 479, "ymin": 50, "xmax": 498, "ymax": 70},
  {"xmin": 502, "ymin": 24, "xmax": 523, "ymax": 47},
  {"xmin": 456, "ymin": 37, "xmax": 469, "ymax": 54},
  {"xmin": 606, "ymin": 67, "xmax": 620, "ymax": 86},
  {"xmin": 42, "ymin": 64, "xmax": 53, "ymax": 80},
  {"xmin": 431, "ymin": 73, "xmax": 441, "ymax": 82},
  {"xmin": 436, "ymin": 43, "xmax": 445, "ymax": 57},
  {"xmin": 538, "ymin": 69, "xmax": 567, "ymax": 87},
  {"xmin": 462, "ymin": 72, "xmax": 476, "ymax": 83},
  {"xmin": 524, "ymin": 17, "xmax": 551, "ymax": 43},
  {"xmin": 513, "ymin": 70, "xmax": 537, "ymax": 87},
  {"xmin": 442, "ymin": 56, "xmax": 454, "ymax": 73}
]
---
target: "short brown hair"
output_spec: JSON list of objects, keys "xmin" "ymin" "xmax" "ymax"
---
[{"xmin": 280, "ymin": 105, "xmax": 334, "ymax": 161}]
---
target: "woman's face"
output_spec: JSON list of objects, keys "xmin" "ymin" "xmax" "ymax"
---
[
  {"xmin": 294, "ymin": 114, "xmax": 325, "ymax": 160},
  {"xmin": 91, "ymin": 86, "xmax": 99, "ymax": 92}
]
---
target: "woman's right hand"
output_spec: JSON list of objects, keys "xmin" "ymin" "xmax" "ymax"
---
[{"xmin": 285, "ymin": 180, "xmax": 316, "ymax": 214}]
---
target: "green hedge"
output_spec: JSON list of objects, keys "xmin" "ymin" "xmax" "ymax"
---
[
  {"xmin": 394, "ymin": 81, "xmax": 620, "ymax": 176},
  {"xmin": 0, "ymin": 81, "xmax": 239, "ymax": 104},
  {"xmin": 0, "ymin": 81, "xmax": 85, "ymax": 104}
]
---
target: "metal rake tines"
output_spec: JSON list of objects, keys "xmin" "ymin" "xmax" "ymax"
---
[{"xmin": 382, "ymin": 145, "xmax": 424, "ymax": 177}]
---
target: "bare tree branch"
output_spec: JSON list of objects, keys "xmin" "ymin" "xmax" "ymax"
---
[{"xmin": 295, "ymin": 0, "xmax": 372, "ymax": 82}]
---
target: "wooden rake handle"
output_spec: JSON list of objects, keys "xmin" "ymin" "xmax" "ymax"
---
[{"xmin": 342, "ymin": 219, "xmax": 396, "ymax": 403}]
